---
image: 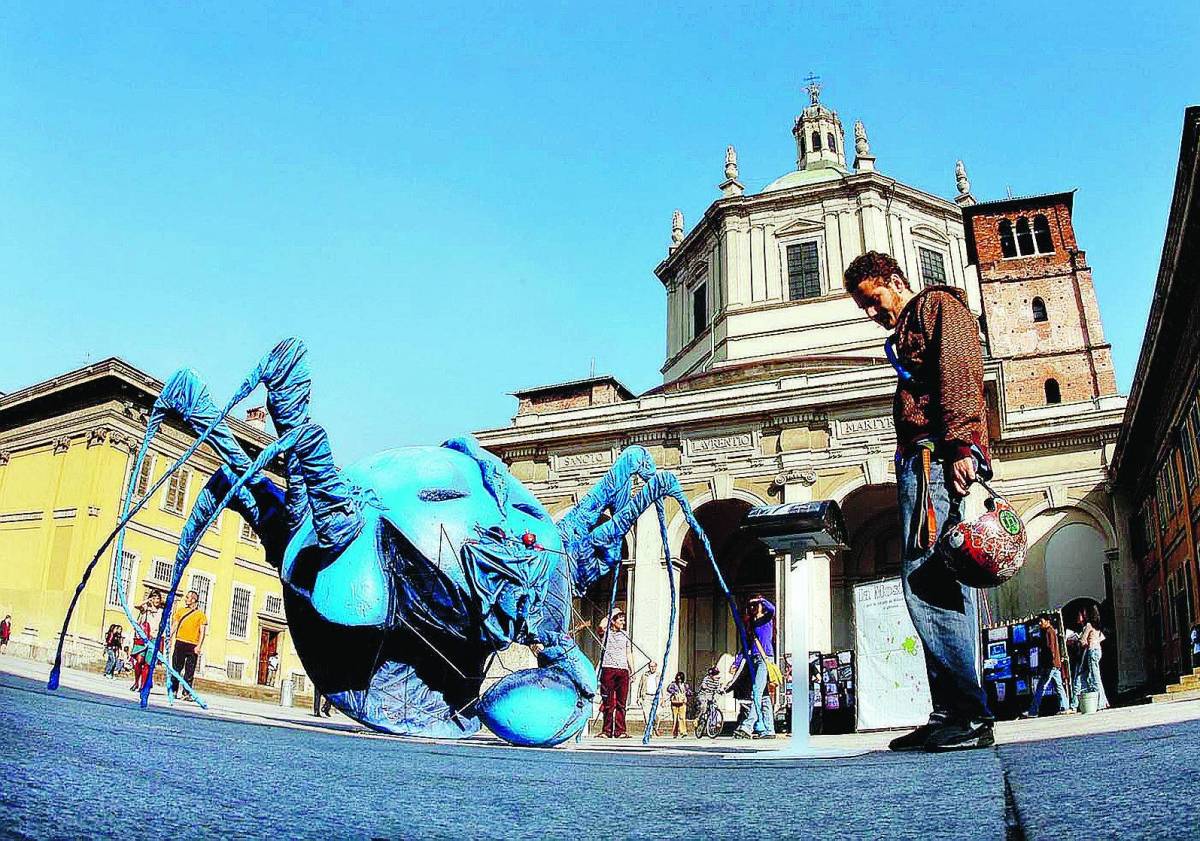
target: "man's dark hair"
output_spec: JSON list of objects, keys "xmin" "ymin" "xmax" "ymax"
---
[{"xmin": 843, "ymin": 250, "xmax": 907, "ymax": 293}]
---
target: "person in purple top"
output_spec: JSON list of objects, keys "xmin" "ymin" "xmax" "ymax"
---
[{"xmin": 730, "ymin": 594, "xmax": 776, "ymax": 739}]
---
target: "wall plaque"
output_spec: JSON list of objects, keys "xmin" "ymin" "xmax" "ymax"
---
[
  {"xmin": 835, "ymin": 416, "xmax": 893, "ymax": 439},
  {"xmin": 554, "ymin": 450, "xmax": 612, "ymax": 470},
  {"xmin": 687, "ymin": 432, "xmax": 754, "ymax": 456}
]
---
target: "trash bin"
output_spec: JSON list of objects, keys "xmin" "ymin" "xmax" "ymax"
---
[
  {"xmin": 1078, "ymin": 691, "xmax": 1098, "ymax": 714},
  {"xmin": 280, "ymin": 679, "xmax": 293, "ymax": 707}
]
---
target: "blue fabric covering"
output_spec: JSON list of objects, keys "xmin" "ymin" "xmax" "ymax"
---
[
  {"xmin": 55, "ymin": 337, "xmax": 743, "ymax": 750},
  {"xmin": 476, "ymin": 644, "xmax": 594, "ymax": 746}
]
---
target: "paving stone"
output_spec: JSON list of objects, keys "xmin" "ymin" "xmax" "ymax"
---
[
  {"xmin": 1, "ymin": 674, "xmax": 1006, "ymax": 839},
  {"xmin": 999, "ymin": 718, "xmax": 1200, "ymax": 840}
]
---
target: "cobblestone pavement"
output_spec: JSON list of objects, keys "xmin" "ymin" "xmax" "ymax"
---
[{"xmin": 2, "ymin": 665, "xmax": 1199, "ymax": 839}]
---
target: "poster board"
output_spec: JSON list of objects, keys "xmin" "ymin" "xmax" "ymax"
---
[{"xmin": 853, "ymin": 577, "xmax": 933, "ymax": 730}]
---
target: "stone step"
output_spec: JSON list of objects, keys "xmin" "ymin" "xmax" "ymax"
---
[
  {"xmin": 1152, "ymin": 686, "xmax": 1200, "ymax": 704},
  {"xmin": 1166, "ymin": 676, "xmax": 1200, "ymax": 693}
]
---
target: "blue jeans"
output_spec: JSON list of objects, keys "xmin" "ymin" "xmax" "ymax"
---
[
  {"xmin": 104, "ymin": 648, "xmax": 119, "ymax": 677},
  {"xmin": 1027, "ymin": 668, "xmax": 1068, "ymax": 716},
  {"xmin": 736, "ymin": 655, "xmax": 776, "ymax": 735},
  {"xmin": 1071, "ymin": 649, "xmax": 1108, "ymax": 710},
  {"xmin": 897, "ymin": 450, "xmax": 991, "ymax": 723}
]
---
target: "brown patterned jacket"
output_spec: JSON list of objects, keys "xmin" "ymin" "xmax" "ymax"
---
[{"xmin": 892, "ymin": 285, "xmax": 989, "ymax": 462}]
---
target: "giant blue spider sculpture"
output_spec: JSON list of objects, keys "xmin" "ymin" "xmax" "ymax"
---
[{"xmin": 52, "ymin": 339, "xmax": 747, "ymax": 747}]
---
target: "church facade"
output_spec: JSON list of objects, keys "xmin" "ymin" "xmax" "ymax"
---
[{"xmin": 475, "ymin": 83, "xmax": 1138, "ymax": 697}]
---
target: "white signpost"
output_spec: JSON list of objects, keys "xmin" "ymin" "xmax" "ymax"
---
[{"xmin": 739, "ymin": 501, "xmax": 865, "ymax": 759}]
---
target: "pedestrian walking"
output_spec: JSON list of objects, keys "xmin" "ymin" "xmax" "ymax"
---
[
  {"xmin": 597, "ymin": 609, "xmax": 632, "ymax": 738},
  {"xmin": 103, "ymin": 624, "xmax": 124, "ymax": 678},
  {"xmin": 0, "ymin": 614, "xmax": 11, "ymax": 654},
  {"xmin": 845, "ymin": 251, "xmax": 994, "ymax": 752},
  {"xmin": 1190, "ymin": 623, "xmax": 1200, "ymax": 670},
  {"xmin": 636, "ymin": 661, "xmax": 659, "ymax": 730},
  {"xmin": 666, "ymin": 671, "xmax": 691, "ymax": 738},
  {"xmin": 730, "ymin": 594, "xmax": 777, "ymax": 739},
  {"xmin": 1022, "ymin": 615, "xmax": 1070, "ymax": 718},
  {"xmin": 168, "ymin": 590, "xmax": 207, "ymax": 702}
]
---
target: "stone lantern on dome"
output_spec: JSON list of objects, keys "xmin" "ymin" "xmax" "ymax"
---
[{"xmin": 792, "ymin": 76, "xmax": 847, "ymax": 172}]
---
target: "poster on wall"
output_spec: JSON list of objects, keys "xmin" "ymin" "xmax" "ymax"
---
[{"xmin": 853, "ymin": 577, "xmax": 933, "ymax": 730}]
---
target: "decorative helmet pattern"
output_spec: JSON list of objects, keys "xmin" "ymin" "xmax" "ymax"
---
[{"xmin": 939, "ymin": 489, "xmax": 1027, "ymax": 588}]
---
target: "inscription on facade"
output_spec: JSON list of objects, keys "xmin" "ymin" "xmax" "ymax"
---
[
  {"xmin": 555, "ymin": 450, "xmax": 612, "ymax": 470},
  {"xmin": 688, "ymin": 432, "xmax": 754, "ymax": 455},
  {"xmin": 835, "ymin": 416, "xmax": 893, "ymax": 439}
]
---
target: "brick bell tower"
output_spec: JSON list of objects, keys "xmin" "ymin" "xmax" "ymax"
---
[{"xmin": 962, "ymin": 190, "xmax": 1118, "ymax": 412}]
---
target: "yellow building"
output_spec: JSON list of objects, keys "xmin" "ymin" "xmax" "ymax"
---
[{"xmin": 0, "ymin": 357, "xmax": 310, "ymax": 699}]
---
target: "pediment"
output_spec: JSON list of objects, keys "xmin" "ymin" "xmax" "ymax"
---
[
  {"xmin": 910, "ymin": 223, "xmax": 951, "ymax": 244},
  {"xmin": 773, "ymin": 216, "xmax": 826, "ymax": 238}
]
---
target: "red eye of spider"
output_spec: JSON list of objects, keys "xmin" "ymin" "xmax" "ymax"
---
[{"xmin": 521, "ymin": 532, "xmax": 537, "ymax": 548}]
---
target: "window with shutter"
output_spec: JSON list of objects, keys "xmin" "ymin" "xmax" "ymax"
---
[
  {"xmin": 786, "ymin": 241, "xmax": 821, "ymax": 300},
  {"xmin": 229, "ymin": 585, "xmax": 252, "ymax": 640}
]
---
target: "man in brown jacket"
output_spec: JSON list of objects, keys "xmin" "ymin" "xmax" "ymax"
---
[{"xmin": 844, "ymin": 251, "xmax": 994, "ymax": 752}]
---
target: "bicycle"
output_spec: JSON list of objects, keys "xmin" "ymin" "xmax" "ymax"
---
[{"xmin": 694, "ymin": 693, "xmax": 724, "ymax": 738}]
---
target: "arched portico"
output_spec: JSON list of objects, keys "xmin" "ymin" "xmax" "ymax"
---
[
  {"xmin": 830, "ymin": 483, "xmax": 901, "ymax": 649},
  {"xmin": 676, "ymin": 497, "xmax": 775, "ymax": 684}
]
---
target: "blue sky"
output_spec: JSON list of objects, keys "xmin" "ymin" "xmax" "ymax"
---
[{"xmin": 2, "ymin": 2, "xmax": 1197, "ymax": 461}]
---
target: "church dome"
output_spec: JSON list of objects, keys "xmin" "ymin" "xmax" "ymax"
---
[{"xmin": 761, "ymin": 164, "xmax": 847, "ymax": 193}]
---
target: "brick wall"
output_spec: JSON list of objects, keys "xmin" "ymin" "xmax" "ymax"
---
[
  {"xmin": 968, "ymin": 196, "xmax": 1118, "ymax": 412},
  {"xmin": 971, "ymin": 200, "xmax": 1078, "ymax": 271}
]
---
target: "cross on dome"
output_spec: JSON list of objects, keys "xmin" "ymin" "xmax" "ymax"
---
[{"xmin": 804, "ymin": 73, "xmax": 822, "ymax": 105}]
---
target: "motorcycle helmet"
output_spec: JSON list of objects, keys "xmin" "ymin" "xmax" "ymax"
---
[{"xmin": 939, "ymin": 482, "xmax": 1027, "ymax": 588}]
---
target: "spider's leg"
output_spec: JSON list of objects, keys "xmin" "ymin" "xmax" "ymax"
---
[
  {"xmin": 141, "ymin": 426, "xmax": 304, "ymax": 708},
  {"xmin": 258, "ymin": 338, "xmax": 363, "ymax": 552},
  {"xmin": 557, "ymin": 446, "xmax": 658, "ymax": 592},
  {"xmin": 580, "ymin": 469, "xmax": 752, "ymax": 655}
]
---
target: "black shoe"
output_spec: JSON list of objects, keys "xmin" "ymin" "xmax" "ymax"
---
[
  {"xmin": 924, "ymin": 721, "xmax": 995, "ymax": 753},
  {"xmin": 733, "ymin": 730, "xmax": 752, "ymax": 739},
  {"xmin": 888, "ymin": 722, "xmax": 940, "ymax": 752}
]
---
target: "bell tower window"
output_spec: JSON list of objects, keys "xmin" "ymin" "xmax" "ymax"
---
[
  {"xmin": 999, "ymin": 220, "xmax": 1017, "ymax": 258},
  {"xmin": 811, "ymin": 131, "xmax": 822, "ymax": 152},
  {"xmin": 1015, "ymin": 217, "xmax": 1035, "ymax": 256},
  {"xmin": 1031, "ymin": 297, "xmax": 1048, "ymax": 322},
  {"xmin": 827, "ymin": 132, "xmax": 836, "ymax": 154},
  {"xmin": 1033, "ymin": 214, "xmax": 1054, "ymax": 254},
  {"xmin": 1044, "ymin": 378, "xmax": 1061, "ymax": 404}
]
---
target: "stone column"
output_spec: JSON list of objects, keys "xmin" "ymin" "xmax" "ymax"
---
[
  {"xmin": 823, "ymin": 209, "xmax": 844, "ymax": 285},
  {"xmin": 859, "ymin": 193, "xmax": 890, "ymax": 255},
  {"xmin": 763, "ymin": 224, "xmax": 781, "ymax": 302},
  {"xmin": 776, "ymin": 471, "xmax": 832, "ymax": 659},
  {"xmin": 1108, "ymin": 492, "xmax": 1146, "ymax": 691},
  {"xmin": 630, "ymin": 507, "xmax": 681, "ymax": 678},
  {"xmin": 733, "ymin": 218, "xmax": 753, "ymax": 304}
]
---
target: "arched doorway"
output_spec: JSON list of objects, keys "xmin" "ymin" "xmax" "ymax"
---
[
  {"xmin": 1045, "ymin": 523, "xmax": 1107, "ymax": 607},
  {"xmin": 832, "ymin": 484, "xmax": 901, "ymax": 649},
  {"xmin": 678, "ymin": 499, "xmax": 774, "ymax": 684}
]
